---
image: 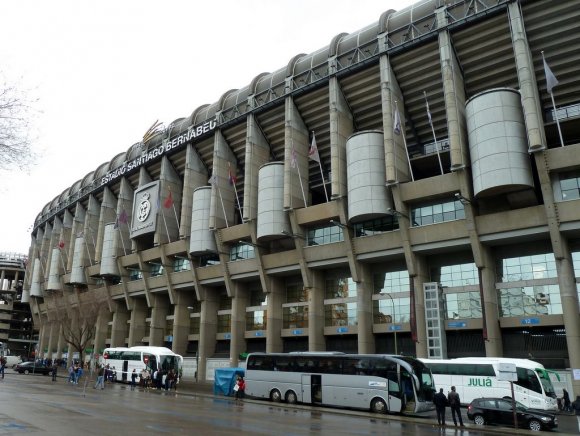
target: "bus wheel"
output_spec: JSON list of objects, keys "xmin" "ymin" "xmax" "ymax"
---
[
  {"xmin": 371, "ymin": 397, "xmax": 387, "ymax": 414},
  {"xmin": 270, "ymin": 389, "xmax": 282, "ymax": 402},
  {"xmin": 286, "ymin": 390, "xmax": 298, "ymax": 404}
]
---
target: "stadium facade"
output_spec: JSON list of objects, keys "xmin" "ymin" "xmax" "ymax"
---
[{"xmin": 24, "ymin": 0, "xmax": 580, "ymax": 392}]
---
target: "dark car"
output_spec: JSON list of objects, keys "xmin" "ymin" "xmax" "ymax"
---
[
  {"xmin": 15, "ymin": 361, "xmax": 53, "ymax": 376},
  {"xmin": 467, "ymin": 397, "xmax": 557, "ymax": 431}
]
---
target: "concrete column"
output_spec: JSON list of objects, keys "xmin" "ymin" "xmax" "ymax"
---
[
  {"xmin": 172, "ymin": 290, "xmax": 195, "ymax": 356},
  {"xmin": 245, "ymin": 114, "xmax": 271, "ymax": 221},
  {"xmin": 308, "ymin": 270, "xmax": 326, "ymax": 351},
  {"xmin": 128, "ymin": 298, "xmax": 147, "ymax": 346},
  {"xmin": 555, "ymin": 250, "xmax": 580, "ymax": 397},
  {"xmin": 149, "ymin": 294, "xmax": 170, "ymax": 346},
  {"xmin": 198, "ymin": 291, "xmax": 219, "ymax": 382},
  {"xmin": 357, "ymin": 264, "xmax": 375, "ymax": 354},
  {"xmin": 266, "ymin": 278, "xmax": 284, "ymax": 353},
  {"xmin": 93, "ymin": 309, "xmax": 111, "ymax": 355},
  {"xmin": 329, "ymin": 76, "xmax": 353, "ymax": 199},
  {"xmin": 230, "ymin": 283, "xmax": 248, "ymax": 367},
  {"xmin": 413, "ymin": 257, "xmax": 429, "ymax": 358},
  {"xmin": 437, "ymin": 7, "xmax": 469, "ymax": 170},
  {"xmin": 481, "ymin": 250, "xmax": 503, "ymax": 356},
  {"xmin": 283, "ymin": 97, "xmax": 309, "ymax": 209},
  {"xmin": 110, "ymin": 302, "xmax": 129, "ymax": 347},
  {"xmin": 56, "ymin": 324, "xmax": 65, "ymax": 361},
  {"xmin": 66, "ymin": 316, "xmax": 78, "ymax": 367},
  {"xmin": 46, "ymin": 322, "xmax": 57, "ymax": 360}
]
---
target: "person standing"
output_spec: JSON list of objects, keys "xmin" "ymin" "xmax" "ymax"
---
[
  {"xmin": 572, "ymin": 395, "xmax": 580, "ymax": 433},
  {"xmin": 234, "ymin": 376, "xmax": 245, "ymax": 401},
  {"xmin": 447, "ymin": 386, "xmax": 463, "ymax": 426},
  {"xmin": 0, "ymin": 356, "xmax": 6, "ymax": 380},
  {"xmin": 562, "ymin": 388, "xmax": 571, "ymax": 413},
  {"xmin": 434, "ymin": 388, "xmax": 448, "ymax": 426},
  {"xmin": 130, "ymin": 369, "xmax": 137, "ymax": 391},
  {"xmin": 51, "ymin": 362, "xmax": 58, "ymax": 382}
]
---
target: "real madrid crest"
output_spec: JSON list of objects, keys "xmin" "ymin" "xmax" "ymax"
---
[{"xmin": 137, "ymin": 192, "xmax": 152, "ymax": 222}]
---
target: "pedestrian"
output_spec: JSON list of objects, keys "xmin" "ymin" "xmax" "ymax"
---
[
  {"xmin": 68, "ymin": 364, "xmax": 76, "ymax": 384},
  {"xmin": 165, "ymin": 369, "xmax": 175, "ymax": 391},
  {"xmin": 572, "ymin": 395, "xmax": 580, "ymax": 433},
  {"xmin": 447, "ymin": 386, "xmax": 463, "ymax": 426},
  {"xmin": 234, "ymin": 375, "xmax": 245, "ymax": 401},
  {"xmin": 130, "ymin": 368, "xmax": 137, "ymax": 391},
  {"xmin": 433, "ymin": 388, "xmax": 447, "ymax": 426},
  {"xmin": 51, "ymin": 362, "xmax": 58, "ymax": 382},
  {"xmin": 94, "ymin": 365, "xmax": 105, "ymax": 389},
  {"xmin": 0, "ymin": 356, "xmax": 6, "ymax": 380},
  {"xmin": 562, "ymin": 388, "xmax": 571, "ymax": 413}
]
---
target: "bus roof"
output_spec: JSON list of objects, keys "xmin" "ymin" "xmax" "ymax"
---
[{"xmin": 419, "ymin": 357, "xmax": 545, "ymax": 369}]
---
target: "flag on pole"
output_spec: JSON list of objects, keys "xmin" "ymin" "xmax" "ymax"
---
[
  {"xmin": 308, "ymin": 132, "xmax": 320, "ymax": 163},
  {"xmin": 425, "ymin": 96, "xmax": 433, "ymax": 126},
  {"xmin": 290, "ymin": 146, "xmax": 297, "ymax": 169},
  {"xmin": 163, "ymin": 190, "xmax": 173, "ymax": 208},
  {"xmin": 393, "ymin": 106, "xmax": 402, "ymax": 135},
  {"xmin": 118, "ymin": 209, "xmax": 128, "ymax": 224},
  {"xmin": 228, "ymin": 162, "xmax": 237, "ymax": 185},
  {"xmin": 58, "ymin": 241, "xmax": 65, "ymax": 249},
  {"xmin": 543, "ymin": 56, "xmax": 559, "ymax": 94},
  {"xmin": 208, "ymin": 172, "xmax": 217, "ymax": 185}
]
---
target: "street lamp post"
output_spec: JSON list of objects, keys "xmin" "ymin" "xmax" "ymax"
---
[{"xmin": 384, "ymin": 293, "xmax": 398, "ymax": 355}]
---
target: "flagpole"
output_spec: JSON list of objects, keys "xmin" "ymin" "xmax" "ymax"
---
[
  {"xmin": 424, "ymin": 91, "xmax": 444, "ymax": 174},
  {"xmin": 542, "ymin": 51, "xmax": 564, "ymax": 147},
  {"xmin": 83, "ymin": 235, "xmax": 93, "ymax": 266},
  {"xmin": 172, "ymin": 204, "xmax": 180, "ymax": 230},
  {"xmin": 217, "ymin": 186, "xmax": 229, "ymax": 228},
  {"xmin": 232, "ymin": 183, "xmax": 242, "ymax": 217},
  {"xmin": 317, "ymin": 160, "xmax": 329, "ymax": 202},
  {"xmin": 395, "ymin": 101, "xmax": 414, "ymax": 182},
  {"xmin": 116, "ymin": 221, "xmax": 128, "ymax": 256},
  {"xmin": 159, "ymin": 203, "xmax": 171, "ymax": 243}
]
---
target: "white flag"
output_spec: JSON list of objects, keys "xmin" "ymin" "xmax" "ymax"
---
[
  {"xmin": 543, "ymin": 57, "xmax": 559, "ymax": 94},
  {"xmin": 308, "ymin": 133, "xmax": 320, "ymax": 163},
  {"xmin": 208, "ymin": 172, "xmax": 217, "ymax": 185},
  {"xmin": 425, "ymin": 96, "xmax": 433, "ymax": 126},
  {"xmin": 393, "ymin": 107, "xmax": 402, "ymax": 136},
  {"xmin": 290, "ymin": 146, "xmax": 297, "ymax": 169}
]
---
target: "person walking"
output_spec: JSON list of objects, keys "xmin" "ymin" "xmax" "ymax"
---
[
  {"xmin": 434, "ymin": 388, "xmax": 448, "ymax": 426},
  {"xmin": 68, "ymin": 364, "xmax": 76, "ymax": 384},
  {"xmin": 0, "ymin": 356, "xmax": 6, "ymax": 380},
  {"xmin": 572, "ymin": 395, "xmax": 580, "ymax": 433},
  {"xmin": 234, "ymin": 376, "xmax": 245, "ymax": 401},
  {"xmin": 94, "ymin": 365, "xmax": 105, "ymax": 390},
  {"xmin": 447, "ymin": 386, "xmax": 463, "ymax": 426}
]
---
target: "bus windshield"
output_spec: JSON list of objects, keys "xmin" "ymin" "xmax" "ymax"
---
[
  {"xmin": 402, "ymin": 358, "xmax": 435, "ymax": 401},
  {"xmin": 536, "ymin": 369, "xmax": 557, "ymax": 398}
]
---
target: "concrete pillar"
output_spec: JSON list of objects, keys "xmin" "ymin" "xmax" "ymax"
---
[
  {"xmin": 110, "ymin": 303, "xmax": 129, "ymax": 347},
  {"xmin": 481, "ymin": 250, "xmax": 503, "ymax": 356},
  {"xmin": 357, "ymin": 264, "xmax": 375, "ymax": 354},
  {"xmin": 266, "ymin": 278, "xmax": 284, "ymax": 353},
  {"xmin": 66, "ymin": 316, "xmax": 78, "ymax": 367},
  {"xmin": 46, "ymin": 322, "xmax": 57, "ymax": 360},
  {"xmin": 128, "ymin": 298, "xmax": 147, "ymax": 346},
  {"xmin": 413, "ymin": 257, "xmax": 429, "ymax": 358},
  {"xmin": 329, "ymin": 76, "xmax": 353, "ymax": 199},
  {"xmin": 56, "ymin": 324, "xmax": 65, "ymax": 361},
  {"xmin": 308, "ymin": 270, "xmax": 326, "ymax": 351},
  {"xmin": 93, "ymin": 309, "xmax": 111, "ymax": 355},
  {"xmin": 198, "ymin": 291, "xmax": 219, "ymax": 382},
  {"xmin": 149, "ymin": 294, "xmax": 169, "ymax": 346},
  {"xmin": 283, "ymin": 97, "xmax": 309, "ymax": 209},
  {"xmin": 230, "ymin": 283, "xmax": 248, "ymax": 367},
  {"xmin": 172, "ymin": 290, "xmax": 195, "ymax": 356},
  {"xmin": 245, "ymin": 114, "xmax": 271, "ymax": 221}
]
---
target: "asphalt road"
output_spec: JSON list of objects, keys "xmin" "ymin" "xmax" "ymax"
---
[{"xmin": 0, "ymin": 370, "xmax": 577, "ymax": 435}]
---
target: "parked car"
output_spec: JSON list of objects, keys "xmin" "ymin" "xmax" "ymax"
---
[
  {"xmin": 15, "ymin": 361, "xmax": 53, "ymax": 376},
  {"xmin": 467, "ymin": 397, "xmax": 558, "ymax": 431}
]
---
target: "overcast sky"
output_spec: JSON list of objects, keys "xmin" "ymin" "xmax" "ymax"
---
[{"xmin": 0, "ymin": 0, "xmax": 416, "ymax": 255}]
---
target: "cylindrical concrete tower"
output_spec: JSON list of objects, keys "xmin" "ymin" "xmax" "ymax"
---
[
  {"xmin": 466, "ymin": 88, "xmax": 534, "ymax": 197},
  {"xmin": 257, "ymin": 162, "xmax": 290, "ymax": 240},
  {"xmin": 100, "ymin": 223, "xmax": 120, "ymax": 277},
  {"xmin": 346, "ymin": 130, "xmax": 392, "ymax": 223},
  {"xmin": 190, "ymin": 186, "xmax": 217, "ymax": 255}
]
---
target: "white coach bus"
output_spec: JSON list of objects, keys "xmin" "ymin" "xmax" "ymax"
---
[
  {"xmin": 245, "ymin": 352, "xmax": 436, "ymax": 414},
  {"xmin": 419, "ymin": 357, "xmax": 558, "ymax": 410},
  {"xmin": 102, "ymin": 346, "xmax": 183, "ymax": 382}
]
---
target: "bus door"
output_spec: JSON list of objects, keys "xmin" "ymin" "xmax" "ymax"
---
[
  {"xmin": 311, "ymin": 374, "xmax": 322, "ymax": 404},
  {"xmin": 122, "ymin": 360, "xmax": 128, "ymax": 382},
  {"xmin": 399, "ymin": 366, "xmax": 416, "ymax": 413},
  {"xmin": 301, "ymin": 374, "xmax": 312, "ymax": 403}
]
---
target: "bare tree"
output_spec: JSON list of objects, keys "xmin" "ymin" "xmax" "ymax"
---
[{"xmin": 0, "ymin": 74, "xmax": 38, "ymax": 171}]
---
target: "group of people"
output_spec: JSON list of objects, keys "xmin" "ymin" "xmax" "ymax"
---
[
  {"xmin": 136, "ymin": 367, "xmax": 179, "ymax": 391},
  {"xmin": 433, "ymin": 386, "xmax": 463, "ymax": 427},
  {"xmin": 67, "ymin": 362, "xmax": 84, "ymax": 385}
]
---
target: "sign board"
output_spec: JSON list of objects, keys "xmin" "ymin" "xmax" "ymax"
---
[
  {"xmin": 337, "ymin": 327, "xmax": 349, "ymax": 333},
  {"xmin": 520, "ymin": 317, "xmax": 540, "ymax": 325},
  {"xmin": 448, "ymin": 321, "xmax": 467, "ymax": 328},
  {"xmin": 573, "ymin": 369, "xmax": 580, "ymax": 381},
  {"xmin": 389, "ymin": 325, "xmax": 402, "ymax": 331},
  {"xmin": 292, "ymin": 329, "xmax": 302, "ymax": 335},
  {"xmin": 498, "ymin": 362, "xmax": 517, "ymax": 382}
]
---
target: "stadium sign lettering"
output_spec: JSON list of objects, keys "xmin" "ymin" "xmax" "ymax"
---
[{"xmin": 100, "ymin": 118, "xmax": 216, "ymax": 186}]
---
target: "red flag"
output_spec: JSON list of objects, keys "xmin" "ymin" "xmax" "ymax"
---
[
  {"xmin": 118, "ymin": 209, "xmax": 128, "ymax": 224},
  {"xmin": 163, "ymin": 191, "xmax": 173, "ymax": 208},
  {"xmin": 228, "ymin": 162, "xmax": 237, "ymax": 185},
  {"xmin": 58, "ymin": 241, "xmax": 65, "ymax": 249}
]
